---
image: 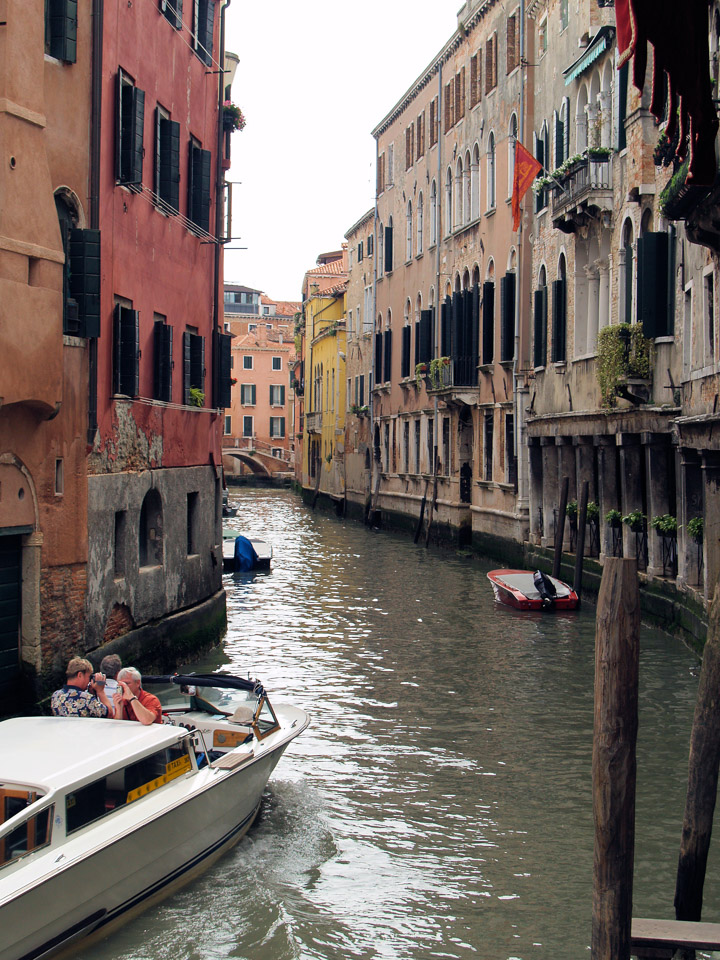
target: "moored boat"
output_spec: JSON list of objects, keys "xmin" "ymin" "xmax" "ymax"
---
[
  {"xmin": 0, "ymin": 673, "xmax": 308, "ymax": 960},
  {"xmin": 222, "ymin": 529, "xmax": 273, "ymax": 572},
  {"xmin": 487, "ymin": 569, "xmax": 579, "ymax": 611}
]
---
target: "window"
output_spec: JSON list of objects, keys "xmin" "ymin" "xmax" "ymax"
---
[
  {"xmin": 484, "ymin": 412, "xmax": 494, "ymax": 481},
  {"xmin": 405, "ymin": 122, "xmax": 415, "ymax": 168},
  {"xmin": 187, "ymin": 491, "xmax": 198, "ymax": 554},
  {"xmin": 188, "ymin": 140, "xmax": 211, "ymax": 232},
  {"xmin": 45, "ymin": 0, "xmax": 77, "ymax": 62},
  {"xmin": 243, "ymin": 355, "xmax": 253, "ymax": 369},
  {"xmin": 139, "ymin": 488, "xmax": 163, "ymax": 567},
  {"xmin": 417, "ymin": 192, "xmax": 424, "ymax": 255},
  {"xmin": 153, "ymin": 316, "xmax": 173, "ymax": 402},
  {"xmin": 416, "ymin": 112, "xmax": 425, "ymax": 159},
  {"xmin": 508, "ymin": 114, "xmax": 517, "ymax": 200},
  {"xmin": 507, "ymin": 11, "xmax": 519, "ymax": 73},
  {"xmin": 500, "ymin": 273, "xmax": 516, "ymax": 362},
  {"xmin": 116, "ymin": 70, "xmax": 145, "ymax": 186},
  {"xmin": 430, "ymin": 180, "xmax": 438, "ymax": 245},
  {"xmin": 159, "ymin": 0, "xmax": 183, "ymax": 29},
  {"xmin": 415, "ymin": 420, "xmax": 421, "ymax": 473},
  {"xmin": 377, "ymin": 152, "xmax": 385, "ymax": 194},
  {"xmin": 560, "ymin": 0, "xmax": 569, "ymax": 31},
  {"xmin": 538, "ymin": 14, "xmax": 548, "ymax": 56},
  {"xmin": 271, "ymin": 447, "xmax": 283, "ymax": 458},
  {"xmin": 55, "ymin": 459, "xmax": 64, "ymax": 496},
  {"xmin": 429, "ymin": 97, "xmax": 439, "ymax": 147},
  {"xmin": 182, "ymin": 330, "xmax": 205, "ymax": 405},
  {"xmin": 555, "ymin": 100, "xmax": 569, "ymax": 168},
  {"xmin": 485, "ymin": 33, "xmax": 498, "ymax": 93},
  {"xmin": 387, "ymin": 143, "xmax": 394, "ymax": 186},
  {"xmin": 487, "ymin": 132, "xmax": 496, "ymax": 210},
  {"xmin": 454, "ymin": 68, "xmax": 466, "ymax": 122},
  {"xmin": 0, "ymin": 797, "xmax": 53, "ymax": 868},
  {"xmin": 403, "ymin": 421, "xmax": 410, "ymax": 472},
  {"xmin": 378, "ymin": 223, "xmax": 384, "ymax": 277},
  {"xmin": 445, "ymin": 167, "xmax": 453, "ymax": 235},
  {"xmin": 442, "ymin": 417, "xmax": 451, "ymax": 475},
  {"xmin": 706, "ymin": 270, "xmax": 716, "ymax": 361},
  {"xmin": 240, "ymin": 384, "xmax": 256, "ymax": 405},
  {"xmin": 270, "ymin": 417, "xmax": 285, "ymax": 438},
  {"xmin": 470, "ymin": 51, "xmax": 482, "ymax": 108},
  {"xmin": 154, "ymin": 107, "xmax": 180, "ymax": 212},
  {"xmin": 406, "ymin": 200, "xmax": 413, "ymax": 261},
  {"xmin": 506, "ymin": 414, "xmax": 517, "ymax": 487},
  {"xmin": 482, "ymin": 279, "xmax": 495, "ymax": 364},
  {"xmin": 57, "ymin": 198, "xmax": 101, "ymax": 338},
  {"xmin": 533, "ymin": 269, "xmax": 548, "ymax": 367},
  {"xmin": 401, "ymin": 314, "xmax": 412, "ymax": 379},
  {"xmin": 444, "ymin": 81, "xmax": 454, "ymax": 132},
  {"xmin": 272, "ymin": 356, "xmax": 282, "ymax": 370},
  {"xmin": 224, "ymin": 415, "xmax": 231, "ymax": 434},
  {"xmin": 113, "ymin": 302, "xmax": 139, "ymax": 396},
  {"xmin": 114, "ymin": 511, "xmax": 126, "ymax": 577},
  {"xmin": 193, "ymin": 0, "xmax": 214, "ymax": 66},
  {"xmin": 270, "ymin": 384, "xmax": 285, "ymax": 406},
  {"xmin": 427, "ymin": 418, "xmax": 434, "ymax": 473},
  {"xmin": 243, "ymin": 416, "xmax": 253, "ymax": 437},
  {"xmin": 385, "ymin": 218, "xmax": 393, "ymax": 274},
  {"xmin": 367, "ymin": 233, "xmax": 374, "ymax": 257},
  {"xmin": 551, "ymin": 258, "xmax": 567, "ymax": 363}
]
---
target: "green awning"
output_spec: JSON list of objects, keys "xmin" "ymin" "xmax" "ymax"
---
[{"xmin": 563, "ymin": 26, "xmax": 614, "ymax": 86}]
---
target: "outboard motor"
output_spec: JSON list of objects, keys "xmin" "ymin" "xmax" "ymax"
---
[{"xmin": 533, "ymin": 570, "xmax": 557, "ymax": 610}]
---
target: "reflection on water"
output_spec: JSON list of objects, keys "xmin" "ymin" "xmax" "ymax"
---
[{"xmin": 80, "ymin": 489, "xmax": 711, "ymax": 960}]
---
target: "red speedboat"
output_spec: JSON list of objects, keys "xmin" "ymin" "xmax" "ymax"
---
[{"xmin": 487, "ymin": 569, "xmax": 579, "ymax": 611}]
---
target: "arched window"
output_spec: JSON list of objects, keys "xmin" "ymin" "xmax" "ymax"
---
[
  {"xmin": 445, "ymin": 167, "xmax": 453, "ymax": 235},
  {"xmin": 471, "ymin": 143, "xmax": 481, "ymax": 219},
  {"xmin": 378, "ymin": 222, "xmax": 384, "ymax": 278},
  {"xmin": 557, "ymin": 99, "xmax": 569, "ymax": 166},
  {"xmin": 406, "ymin": 200, "xmax": 413, "ymax": 261},
  {"xmin": 534, "ymin": 265, "xmax": 548, "ymax": 368},
  {"xmin": 417, "ymin": 191, "xmax": 424, "ymax": 254},
  {"xmin": 620, "ymin": 218, "xmax": 634, "ymax": 324},
  {"xmin": 430, "ymin": 179, "xmax": 438, "ymax": 245},
  {"xmin": 455, "ymin": 157, "xmax": 464, "ymax": 228},
  {"xmin": 139, "ymin": 489, "xmax": 163, "ymax": 567},
  {"xmin": 487, "ymin": 132, "xmax": 496, "ymax": 210},
  {"xmin": 464, "ymin": 150, "xmax": 472, "ymax": 224},
  {"xmin": 576, "ymin": 85, "xmax": 589, "ymax": 153},
  {"xmin": 507, "ymin": 114, "xmax": 518, "ymax": 200},
  {"xmin": 551, "ymin": 254, "xmax": 567, "ymax": 362}
]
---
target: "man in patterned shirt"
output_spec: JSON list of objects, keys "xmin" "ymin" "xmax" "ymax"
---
[{"xmin": 50, "ymin": 657, "xmax": 115, "ymax": 718}]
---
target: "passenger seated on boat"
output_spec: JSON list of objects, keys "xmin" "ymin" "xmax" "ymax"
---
[
  {"xmin": 51, "ymin": 657, "xmax": 114, "ymax": 718},
  {"xmin": 114, "ymin": 667, "xmax": 163, "ymax": 725}
]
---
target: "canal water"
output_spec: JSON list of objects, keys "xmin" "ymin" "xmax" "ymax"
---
[{"xmin": 80, "ymin": 488, "xmax": 717, "ymax": 960}]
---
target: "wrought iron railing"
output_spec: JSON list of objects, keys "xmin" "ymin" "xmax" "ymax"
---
[{"xmin": 551, "ymin": 156, "xmax": 611, "ymax": 215}]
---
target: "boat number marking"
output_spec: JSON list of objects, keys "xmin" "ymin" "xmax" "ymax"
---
[{"xmin": 126, "ymin": 755, "xmax": 192, "ymax": 803}]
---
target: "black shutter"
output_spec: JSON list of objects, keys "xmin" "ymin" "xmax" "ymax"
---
[
  {"xmin": 414, "ymin": 320, "xmax": 420, "ymax": 366},
  {"xmin": 131, "ymin": 88, "xmax": 145, "ymax": 185},
  {"xmin": 500, "ymin": 273, "xmax": 516, "ymax": 362},
  {"xmin": 470, "ymin": 283, "xmax": 480, "ymax": 374},
  {"xmin": 618, "ymin": 62, "xmax": 629, "ymax": 152},
  {"xmin": 213, "ymin": 330, "xmax": 232, "ymax": 408},
  {"xmin": 551, "ymin": 279, "xmax": 566, "ymax": 362},
  {"xmin": 482, "ymin": 281, "xmax": 495, "ymax": 364},
  {"xmin": 189, "ymin": 145, "xmax": 212, "ymax": 231},
  {"xmin": 533, "ymin": 288, "xmax": 547, "ymax": 367},
  {"xmin": 419, "ymin": 309, "xmax": 433, "ymax": 364},
  {"xmin": 375, "ymin": 331, "xmax": 383, "ymax": 382},
  {"xmin": 384, "ymin": 225, "xmax": 393, "ymax": 273},
  {"xmin": 383, "ymin": 329, "xmax": 392, "ymax": 383},
  {"xmin": 190, "ymin": 334, "xmax": 205, "ymax": 392},
  {"xmin": 159, "ymin": 118, "xmax": 180, "ymax": 211},
  {"xmin": 451, "ymin": 291, "xmax": 463, "ymax": 360},
  {"xmin": 401, "ymin": 325, "xmax": 411, "ymax": 378},
  {"xmin": 160, "ymin": 0, "xmax": 183, "ymax": 29},
  {"xmin": 114, "ymin": 305, "xmax": 139, "ymax": 396},
  {"xmin": 555, "ymin": 112, "xmax": 564, "ymax": 168},
  {"xmin": 535, "ymin": 135, "xmax": 545, "ymax": 212},
  {"xmin": 119, "ymin": 81, "xmax": 145, "ymax": 184},
  {"xmin": 48, "ymin": 0, "xmax": 77, "ymax": 62},
  {"xmin": 183, "ymin": 331, "xmax": 191, "ymax": 403},
  {"xmin": 441, "ymin": 297, "xmax": 451, "ymax": 357},
  {"xmin": 154, "ymin": 322, "xmax": 173, "ymax": 402},
  {"xmin": 203, "ymin": 0, "xmax": 215, "ymax": 65},
  {"xmin": 69, "ymin": 228, "xmax": 101, "ymax": 338},
  {"xmin": 637, "ymin": 232, "xmax": 671, "ymax": 338}
]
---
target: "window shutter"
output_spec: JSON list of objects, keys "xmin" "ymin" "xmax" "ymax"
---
[
  {"xmin": 551, "ymin": 279, "xmax": 566, "ymax": 362},
  {"xmin": 384, "ymin": 225, "xmax": 393, "ymax": 273},
  {"xmin": 367, "ymin": 234, "xmax": 374, "ymax": 256},
  {"xmin": 250, "ymin": 384, "xmax": 256, "ymax": 405},
  {"xmin": 419, "ymin": 309, "xmax": 433, "ymax": 364},
  {"xmin": 48, "ymin": 0, "xmax": 77, "ymax": 62},
  {"xmin": 190, "ymin": 333, "xmax": 205, "ymax": 392},
  {"xmin": 451, "ymin": 291, "xmax": 463, "ymax": 362},
  {"xmin": 482, "ymin": 281, "xmax": 495, "ymax": 364},
  {"xmin": 401, "ymin": 325, "xmax": 411, "ymax": 378},
  {"xmin": 183, "ymin": 331, "xmax": 191, "ymax": 403},
  {"xmin": 375, "ymin": 331, "xmax": 383, "ymax": 381},
  {"xmin": 414, "ymin": 320, "xmax": 420, "ymax": 366},
  {"xmin": 383, "ymin": 329, "xmax": 392, "ymax": 383},
  {"xmin": 130, "ymin": 87, "xmax": 145, "ymax": 184},
  {"xmin": 154, "ymin": 322, "xmax": 173, "ymax": 402},
  {"xmin": 358, "ymin": 240, "xmax": 364, "ymax": 262},
  {"xmin": 637, "ymin": 232, "xmax": 671, "ymax": 338},
  {"xmin": 114, "ymin": 305, "xmax": 140, "ymax": 396},
  {"xmin": 470, "ymin": 283, "xmax": 480, "ymax": 370},
  {"xmin": 500, "ymin": 273, "xmax": 516, "ymax": 362},
  {"xmin": 554, "ymin": 111, "xmax": 564, "ymax": 168},
  {"xmin": 160, "ymin": 0, "xmax": 183, "ymax": 29},
  {"xmin": 533, "ymin": 288, "xmax": 547, "ymax": 367},
  {"xmin": 189, "ymin": 144, "xmax": 212, "ymax": 231},
  {"xmin": 159, "ymin": 118, "xmax": 180, "ymax": 211},
  {"xmin": 69, "ymin": 228, "xmax": 101, "ymax": 338},
  {"xmin": 507, "ymin": 15, "xmax": 516, "ymax": 74},
  {"xmin": 213, "ymin": 330, "xmax": 232, "ymax": 408},
  {"xmin": 441, "ymin": 297, "xmax": 452, "ymax": 357}
]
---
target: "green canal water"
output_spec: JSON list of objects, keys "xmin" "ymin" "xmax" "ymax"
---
[{"xmin": 79, "ymin": 488, "xmax": 718, "ymax": 960}]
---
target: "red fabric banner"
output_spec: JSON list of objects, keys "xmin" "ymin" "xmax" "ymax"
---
[{"xmin": 512, "ymin": 140, "xmax": 543, "ymax": 231}]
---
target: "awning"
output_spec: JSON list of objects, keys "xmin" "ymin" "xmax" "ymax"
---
[{"xmin": 563, "ymin": 26, "xmax": 615, "ymax": 86}]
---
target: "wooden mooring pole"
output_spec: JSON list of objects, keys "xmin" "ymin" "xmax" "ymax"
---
[
  {"xmin": 592, "ymin": 558, "xmax": 640, "ymax": 960},
  {"xmin": 553, "ymin": 477, "xmax": 569, "ymax": 579},
  {"xmin": 674, "ymin": 577, "xmax": 720, "ymax": 927}
]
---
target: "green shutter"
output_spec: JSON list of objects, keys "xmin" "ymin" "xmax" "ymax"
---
[
  {"xmin": 419, "ymin": 309, "xmax": 433, "ymax": 364},
  {"xmin": 500, "ymin": 273, "xmax": 516, "ymax": 362},
  {"xmin": 159, "ymin": 118, "xmax": 180, "ymax": 211},
  {"xmin": 48, "ymin": 0, "xmax": 77, "ymax": 62},
  {"xmin": 119, "ymin": 81, "xmax": 145, "ymax": 184},
  {"xmin": 551, "ymin": 279, "xmax": 566, "ymax": 362},
  {"xmin": 69, "ymin": 228, "xmax": 101, "ymax": 338},
  {"xmin": 637, "ymin": 232, "xmax": 670, "ymax": 339},
  {"xmin": 383, "ymin": 329, "xmax": 392, "ymax": 383},
  {"xmin": 189, "ymin": 145, "xmax": 212, "ymax": 231},
  {"xmin": 401, "ymin": 325, "xmax": 411, "ymax": 377},
  {"xmin": 183, "ymin": 331, "xmax": 192, "ymax": 403},
  {"xmin": 534, "ymin": 288, "xmax": 547, "ymax": 367},
  {"xmin": 441, "ymin": 297, "xmax": 451, "ymax": 357},
  {"xmin": 384, "ymin": 225, "xmax": 393, "ymax": 273},
  {"xmin": 154, "ymin": 322, "xmax": 173, "ymax": 402},
  {"xmin": 482, "ymin": 281, "xmax": 494, "ymax": 364},
  {"xmin": 213, "ymin": 330, "xmax": 232, "ymax": 407},
  {"xmin": 114, "ymin": 305, "xmax": 139, "ymax": 396}
]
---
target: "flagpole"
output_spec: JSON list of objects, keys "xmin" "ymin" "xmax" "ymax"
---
[{"xmin": 514, "ymin": 0, "xmax": 527, "ymax": 506}]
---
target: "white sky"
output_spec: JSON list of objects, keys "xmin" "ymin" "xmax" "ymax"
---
[{"xmin": 223, "ymin": 1, "xmax": 459, "ymax": 303}]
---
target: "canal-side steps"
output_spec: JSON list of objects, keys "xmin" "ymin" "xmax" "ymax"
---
[{"xmin": 631, "ymin": 917, "xmax": 720, "ymax": 958}]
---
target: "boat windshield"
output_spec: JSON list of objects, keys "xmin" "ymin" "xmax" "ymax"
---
[{"xmin": 192, "ymin": 685, "xmax": 257, "ymax": 718}]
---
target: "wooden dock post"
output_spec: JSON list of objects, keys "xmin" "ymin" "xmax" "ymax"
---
[
  {"xmin": 674, "ymin": 577, "xmax": 720, "ymax": 927},
  {"xmin": 592, "ymin": 558, "xmax": 640, "ymax": 960},
  {"xmin": 553, "ymin": 477, "xmax": 569, "ymax": 579}
]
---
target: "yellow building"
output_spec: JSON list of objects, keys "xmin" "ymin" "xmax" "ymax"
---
[{"xmin": 300, "ymin": 250, "xmax": 348, "ymax": 501}]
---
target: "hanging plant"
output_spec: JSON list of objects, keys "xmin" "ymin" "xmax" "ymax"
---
[
  {"xmin": 586, "ymin": 501, "xmax": 600, "ymax": 522},
  {"xmin": 622, "ymin": 509, "xmax": 646, "ymax": 532},
  {"xmin": 415, "ymin": 362, "xmax": 428, "ymax": 387},
  {"xmin": 596, "ymin": 324, "xmax": 654, "ymax": 408},
  {"xmin": 428, "ymin": 356, "xmax": 451, "ymax": 389},
  {"xmin": 222, "ymin": 101, "xmax": 246, "ymax": 132},
  {"xmin": 651, "ymin": 514, "xmax": 678, "ymax": 536},
  {"xmin": 605, "ymin": 508, "xmax": 622, "ymax": 527},
  {"xmin": 566, "ymin": 499, "xmax": 578, "ymax": 522}
]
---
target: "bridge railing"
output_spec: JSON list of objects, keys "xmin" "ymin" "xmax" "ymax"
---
[{"xmin": 223, "ymin": 435, "xmax": 294, "ymax": 464}]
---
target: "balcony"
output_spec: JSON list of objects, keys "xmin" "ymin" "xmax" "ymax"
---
[
  {"xmin": 305, "ymin": 411, "xmax": 323, "ymax": 433},
  {"xmin": 424, "ymin": 357, "xmax": 479, "ymax": 397},
  {"xmin": 551, "ymin": 154, "xmax": 612, "ymax": 233}
]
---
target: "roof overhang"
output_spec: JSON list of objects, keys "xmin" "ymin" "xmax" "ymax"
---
[{"xmin": 563, "ymin": 26, "xmax": 615, "ymax": 86}]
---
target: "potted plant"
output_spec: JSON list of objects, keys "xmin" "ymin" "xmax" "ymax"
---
[
  {"xmin": 222, "ymin": 101, "xmax": 246, "ymax": 132},
  {"xmin": 596, "ymin": 323, "xmax": 654, "ymax": 408},
  {"xmin": 415, "ymin": 362, "xmax": 428, "ymax": 387},
  {"xmin": 586, "ymin": 501, "xmax": 600, "ymax": 522},
  {"xmin": 687, "ymin": 516, "xmax": 704, "ymax": 543},
  {"xmin": 587, "ymin": 146, "xmax": 611, "ymax": 161},
  {"xmin": 622, "ymin": 509, "xmax": 646, "ymax": 533},
  {"xmin": 651, "ymin": 514, "xmax": 678, "ymax": 536},
  {"xmin": 605, "ymin": 508, "xmax": 622, "ymax": 528},
  {"xmin": 189, "ymin": 387, "xmax": 205, "ymax": 408},
  {"xmin": 566, "ymin": 499, "xmax": 578, "ymax": 527}
]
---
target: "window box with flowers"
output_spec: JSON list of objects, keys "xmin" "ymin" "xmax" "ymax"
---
[{"xmin": 223, "ymin": 102, "xmax": 246, "ymax": 132}]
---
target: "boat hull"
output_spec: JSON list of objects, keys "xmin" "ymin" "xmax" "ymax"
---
[
  {"xmin": 487, "ymin": 569, "xmax": 579, "ymax": 611},
  {"xmin": 0, "ymin": 729, "xmax": 299, "ymax": 960}
]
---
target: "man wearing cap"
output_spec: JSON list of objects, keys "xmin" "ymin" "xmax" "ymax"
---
[{"xmin": 51, "ymin": 657, "xmax": 115, "ymax": 718}]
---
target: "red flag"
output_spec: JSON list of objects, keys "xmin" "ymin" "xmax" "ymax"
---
[{"xmin": 512, "ymin": 140, "xmax": 542, "ymax": 231}]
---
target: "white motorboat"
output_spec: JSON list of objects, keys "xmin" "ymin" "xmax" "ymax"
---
[
  {"xmin": 222, "ymin": 528, "xmax": 273, "ymax": 572},
  {"xmin": 0, "ymin": 673, "xmax": 308, "ymax": 960}
]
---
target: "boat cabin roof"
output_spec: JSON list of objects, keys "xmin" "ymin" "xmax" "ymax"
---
[{"xmin": 0, "ymin": 717, "xmax": 184, "ymax": 793}]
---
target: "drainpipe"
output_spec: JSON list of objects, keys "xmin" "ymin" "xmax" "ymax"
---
[
  {"xmin": 434, "ymin": 56, "xmax": 444, "ymax": 489},
  {"xmin": 513, "ymin": 0, "xmax": 528, "ymax": 506},
  {"xmin": 212, "ymin": 0, "xmax": 231, "ymax": 414},
  {"xmin": 87, "ymin": 0, "xmax": 103, "ymax": 443}
]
